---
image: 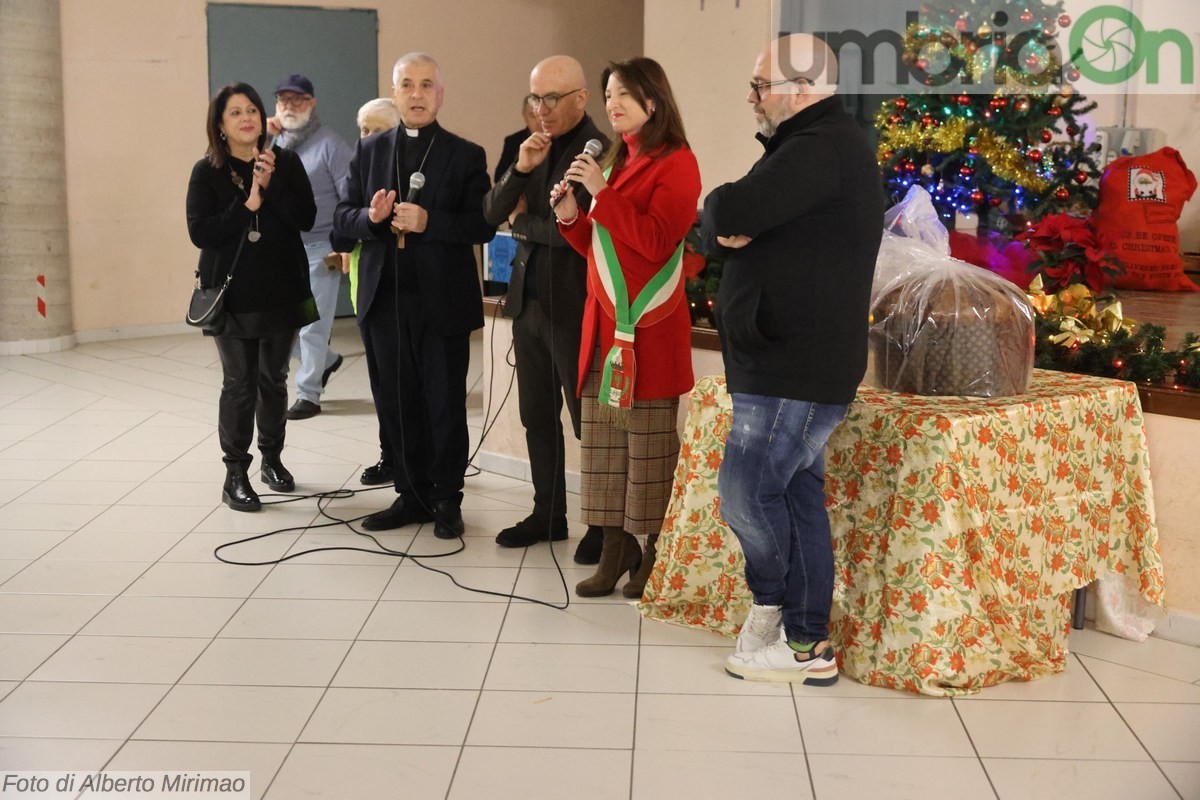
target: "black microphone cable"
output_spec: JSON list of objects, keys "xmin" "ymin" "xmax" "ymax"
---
[{"xmin": 213, "ymin": 166, "xmax": 574, "ymax": 610}]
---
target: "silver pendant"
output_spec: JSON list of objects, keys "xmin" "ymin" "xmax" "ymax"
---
[{"xmin": 248, "ymin": 230, "xmax": 261, "ymax": 243}]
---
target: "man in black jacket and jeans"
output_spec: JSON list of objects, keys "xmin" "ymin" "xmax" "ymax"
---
[{"xmin": 703, "ymin": 34, "xmax": 883, "ymax": 685}]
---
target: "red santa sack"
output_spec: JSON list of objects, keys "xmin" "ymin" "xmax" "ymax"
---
[{"xmin": 1093, "ymin": 147, "xmax": 1197, "ymax": 292}]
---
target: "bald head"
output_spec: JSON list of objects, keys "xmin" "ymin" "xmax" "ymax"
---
[
  {"xmin": 750, "ymin": 34, "xmax": 838, "ymax": 137},
  {"xmin": 529, "ymin": 55, "xmax": 589, "ymax": 137},
  {"xmin": 761, "ymin": 34, "xmax": 838, "ymax": 96}
]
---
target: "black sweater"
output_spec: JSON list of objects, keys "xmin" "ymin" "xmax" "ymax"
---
[
  {"xmin": 703, "ymin": 96, "xmax": 884, "ymax": 404},
  {"xmin": 186, "ymin": 147, "xmax": 318, "ymax": 337}
]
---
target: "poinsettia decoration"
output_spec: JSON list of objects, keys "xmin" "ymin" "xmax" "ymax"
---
[{"xmin": 1018, "ymin": 213, "xmax": 1123, "ymax": 292}]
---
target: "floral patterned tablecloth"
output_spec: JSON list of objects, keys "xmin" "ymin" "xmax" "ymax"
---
[{"xmin": 637, "ymin": 371, "xmax": 1166, "ymax": 696}]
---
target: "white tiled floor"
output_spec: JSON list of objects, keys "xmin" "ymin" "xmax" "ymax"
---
[{"xmin": 1, "ymin": 319, "xmax": 1198, "ymax": 799}]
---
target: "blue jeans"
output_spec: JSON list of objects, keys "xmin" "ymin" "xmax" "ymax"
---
[{"xmin": 718, "ymin": 393, "xmax": 848, "ymax": 644}]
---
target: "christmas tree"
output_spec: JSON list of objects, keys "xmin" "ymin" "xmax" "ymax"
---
[{"xmin": 875, "ymin": 0, "xmax": 1104, "ymax": 233}]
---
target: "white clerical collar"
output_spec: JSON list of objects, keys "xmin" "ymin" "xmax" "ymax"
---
[{"xmin": 404, "ymin": 127, "xmax": 419, "ymax": 138}]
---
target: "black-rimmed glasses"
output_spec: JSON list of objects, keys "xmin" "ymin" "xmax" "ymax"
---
[
  {"xmin": 748, "ymin": 77, "xmax": 811, "ymax": 101},
  {"xmin": 525, "ymin": 88, "xmax": 583, "ymax": 110}
]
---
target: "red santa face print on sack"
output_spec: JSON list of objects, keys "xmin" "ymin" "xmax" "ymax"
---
[
  {"xmin": 1094, "ymin": 147, "xmax": 1198, "ymax": 292},
  {"xmin": 1128, "ymin": 168, "xmax": 1166, "ymax": 203}
]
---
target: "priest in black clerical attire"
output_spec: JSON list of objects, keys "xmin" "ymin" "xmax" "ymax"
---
[{"xmin": 333, "ymin": 52, "xmax": 494, "ymax": 538}]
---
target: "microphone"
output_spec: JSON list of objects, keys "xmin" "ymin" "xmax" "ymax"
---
[
  {"xmin": 253, "ymin": 135, "xmax": 275, "ymax": 174},
  {"xmin": 552, "ymin": 138, "xmax": 604, "ymax": 207},
  {"xmin": 394, "ymin": 172, "xmax": 426, "ymax": 249},
  {"xmin": 406, "ymin": 171, "xmax": 425, "ymax": 204}
]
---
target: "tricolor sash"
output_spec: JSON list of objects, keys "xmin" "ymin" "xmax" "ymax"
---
[{"xmin": 588, "ymin": 177, "xmax": 685, "ymax": 427}]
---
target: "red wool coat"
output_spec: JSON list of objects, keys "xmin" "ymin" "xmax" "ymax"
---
[{"xmin": 560, "ymin": 143, "xmax": 701, "ymax": 400}]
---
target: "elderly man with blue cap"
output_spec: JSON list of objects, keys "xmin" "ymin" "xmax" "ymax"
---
[{"xmin": 268, "ymin": 73, "xmax": 354, "ymax": 420}]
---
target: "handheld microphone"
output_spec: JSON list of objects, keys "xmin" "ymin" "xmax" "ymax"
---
[
  {"xmin": 406, "ymin": 171, "xmax": 425, "ymax": 204},
  {"xmin": 552, "ymin": 138, "xmax": 604, "ymax": 207},
  {"xmin": 395, "ymin": 172, "xmax": 426, "ymax": 249},
  {"xmin": 252, "ymin": 135, "xmax": 275, "ymax": 175}
]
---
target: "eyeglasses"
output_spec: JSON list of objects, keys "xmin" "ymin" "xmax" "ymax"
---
[
  {"xmin": 748, "ymin": 78, "xmax": 811, "ymax": 102},
  {"xmin": 525, "ymin": 88, "xmax": 583, "ymax": 111},
  {"xmin": 276, "ymin": 94, "xmax": 313, "ymax": 109}
]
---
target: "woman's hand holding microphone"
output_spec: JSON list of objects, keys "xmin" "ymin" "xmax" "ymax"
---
[{"xmin": 551, "ymin": 150, "xmax": 606, "ymax": 225}]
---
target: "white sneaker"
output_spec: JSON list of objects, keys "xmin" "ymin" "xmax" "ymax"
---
[
  {"xmin": 725, "ymin": 639, "xmax": 839, "ymax": 685},
  {"xmin": 734, "ymin": 603, "xmax": 783, "ymax": 656}
]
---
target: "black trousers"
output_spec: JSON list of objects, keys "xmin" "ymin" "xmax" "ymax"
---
[
  {"xmin": 360, "ymin": 283, "xmax": 471, "ymax": 506},
  {"xmin": 512, "ymin": 294, "xmax": 582, "ymax": 522},
  {"xmin": 213, "ymin": 330, "xmax": 295, "ymax": 469}
]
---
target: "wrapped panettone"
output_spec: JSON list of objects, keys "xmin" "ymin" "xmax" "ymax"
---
[{"xmin": 869, "ymin": 188, "xmax": 1035, "ymax": 397}]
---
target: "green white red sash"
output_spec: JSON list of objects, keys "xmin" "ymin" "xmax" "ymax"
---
[{"xmin": 588, "ymin": 192, "xmax": 685, "ymax": 425}]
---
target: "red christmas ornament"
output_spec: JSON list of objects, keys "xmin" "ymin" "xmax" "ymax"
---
[
  {"xmin": 1047, "ymin": 106, "xmax": 1062, "ymax": 117},
  {"xmin": 956, "ymin": 18, "xmax": 968, "ymax": 32},
  {"xmin": 1055, "ymin": 187, "xmax": 1071, "ymax": 201},
  {"xmin": 1066, "ymin": 68, "xmax": 1081, "ymax": 83},
  {"xmin": 883, "ymin": 150, "xmax": 895, "ymax": 160},
  {"xmin": 921, "ymin": 115, "xmax": 934, "ymax": 126},
  {"xmin": 989, "ymin": 97, "xmax": 1008, "ymax": 110},
  {"xmin": 959, "ymin": 166, "xmax": 975, "ymax": 177},
  {"xmin": 1040, "ymin": 129, "xmax": 1053, "ymax": 144},
  {"xmin": 1028, "ymin": 149, "xmax": 1043, "ymax": 162},
  {"xmin": 1059, "ymin": 14, "xmax": 1071, "ymax": 27},
  {"xmin": 890, "ymin": 114, "xmax": 903, "ymax": 125},
  {"xmin": 1074, "ymin": 171, "xmax": 1088, "ymax": 184},
  {"xmin": 1066, "ymin": 124, "xmax": 1080, "ymax": 136},
  {"xmin": 1019, "ymin": 9, "xmax": 1034, "ymax": 23},
  {"xmin": 989, "ymin": 196, "xmax": 1003, "ymax": 207},
  {"xmin": 970, "ymin": 190, "xmax": 985, "ymax": 204},
  {"xmin": 957, "ymin": 94, "xmax": 971, "ymax": 106},
  {"xmin": 905, "ymin": 162, "xmax": 917, "ymax": 173},
  {"xmin": 895, "ymin": 98, "xmax": 909, "ymax": 110}
]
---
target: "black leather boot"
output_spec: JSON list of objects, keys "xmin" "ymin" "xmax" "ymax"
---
[
  {"xmin": 260, "ymin": 457, "xmax": 295, "ymax": 492},
  {"xmin": 222, "ymin": 465, "xmax": 261, "ymax": 512},
  {"xmin": 573, "ymin": 525, "xmax": 604, "ymax": 565}
]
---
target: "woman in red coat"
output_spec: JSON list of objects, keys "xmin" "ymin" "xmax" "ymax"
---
[{"xmin": 552, "ymin": 57, "xmax": 701, "ymax": 597}]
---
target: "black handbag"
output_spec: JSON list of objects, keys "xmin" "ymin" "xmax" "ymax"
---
[{"xmin": 186, "ymin": 231, "xmax": 248, "ymax": 329}]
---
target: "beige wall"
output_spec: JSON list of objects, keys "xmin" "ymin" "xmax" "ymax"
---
[
  {"xmin": 59, "ymin": 0, "xmax": 641, "ymax": 335},
  {"xmin": 644, "ymin": 0, "xmax": 776, "ymax": 199}
]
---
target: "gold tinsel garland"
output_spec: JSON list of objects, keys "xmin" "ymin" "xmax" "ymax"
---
[
  {"xmin": 876, "ymin": 115, "xmax": 1050, "ymax": 193},
  {"xmin": 903, "ymin": 22, "xmax": 1061, "ymax": 89}
]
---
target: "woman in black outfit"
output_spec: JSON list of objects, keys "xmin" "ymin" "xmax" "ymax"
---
[{"xmin": 187, "ymin": 83, "xmax": 318, "ymax": 511}]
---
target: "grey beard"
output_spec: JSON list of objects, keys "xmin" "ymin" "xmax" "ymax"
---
[{"xmin": 278, "ymin": 110, "xmax": 320, "ymax": 149}]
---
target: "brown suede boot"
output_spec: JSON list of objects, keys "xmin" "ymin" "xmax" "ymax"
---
[
  {"xmin": 622, "ymin": 533, "xmax": 659, "ymax": 599},
  {"xmin": 575, "ymin": 527, "xmax": 640, "ymax": 597}
]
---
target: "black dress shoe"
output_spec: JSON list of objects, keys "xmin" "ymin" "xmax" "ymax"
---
[
  {"xmin": 361, "ymin": 497, "xmax": 434, "ymax": 531},
  {"xmin": 321, "ymin": 354, "xmax": 344, "ymax": 387},
  {"xmin": 360, "ymin": 459, "xmax": 394, "ymax": 486},
  {"xmin": 222, "ymin": 467, "xmax": 261, "ymax": 512},
  {"xmin": 432, "ymin": 500, "xmax": 465, "ymax": 540},
  {"xmin": 573, "ymin": 525, "xmax": 604, "ymax": 565},
  {"xmin": 287, "ymin": 399, "xmax": 321, "ymax": 420},
  {"xmin": 496, "ymin": 515, "xmax": 569, "ymax": 548},
  {"xmin": 260, "ymin": 460, "xmax": 295, "ymax": 492}
]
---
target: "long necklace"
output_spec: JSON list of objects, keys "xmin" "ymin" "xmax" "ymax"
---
[{"xmin": 229, "ymin": 167, "xmax": 261, "ymax": 242}]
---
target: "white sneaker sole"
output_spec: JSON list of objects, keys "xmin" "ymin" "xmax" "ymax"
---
[{"xmin": 725, "ymin": 658, "xmax": 839, "ymax": 686}]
